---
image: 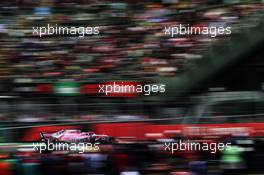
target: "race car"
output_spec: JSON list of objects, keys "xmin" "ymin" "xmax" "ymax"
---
[{"xmin": 40, "ymin": 129, "xmax": 115, "ymax": 144}]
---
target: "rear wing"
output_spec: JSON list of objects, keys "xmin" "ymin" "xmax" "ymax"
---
[{"xmin": 40, "ymin": 132, "xmax": 52, "ymax": 140}]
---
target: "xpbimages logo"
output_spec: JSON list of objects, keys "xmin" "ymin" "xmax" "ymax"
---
[
  {"xmin": 33, "ymin": 140, "xmax": 100, "ymax": 153},
  {"xmin": 98, "ymin": 82, "xmax": 166, "ymax": 96},
  {"xmin": 32, "ymin": 24, "xmax": 100, "ymax": 37},
  {"xmin": 164, "ymin": 24, "xmax": 232, "ymax": 38},
  {"xmin": 164, "ymin": 140, "xmax": 231, "ymax": 154}
]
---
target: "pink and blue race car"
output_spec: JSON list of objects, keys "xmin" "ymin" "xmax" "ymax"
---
[{"xmin": 40, "ymin": 129, "xmax": 115, "ymax": 144}]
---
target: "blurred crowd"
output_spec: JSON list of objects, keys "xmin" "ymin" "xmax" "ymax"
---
[
  {"xmin": 0, "ymin": 0, "xmax": 263, "ymax": 83},
  {"xmin": 1, "ymin": 135, "xmax": 264, "ymax": 175}
]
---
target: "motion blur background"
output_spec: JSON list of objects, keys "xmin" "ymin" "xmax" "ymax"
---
[{"xmin": 0, "ymin": 0, "xmax": 264, "ymax": 174}]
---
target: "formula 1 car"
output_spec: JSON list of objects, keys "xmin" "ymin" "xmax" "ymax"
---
[{"xmin": 40, "ymin": 129, "xmax": 115, "ymax": 144}]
